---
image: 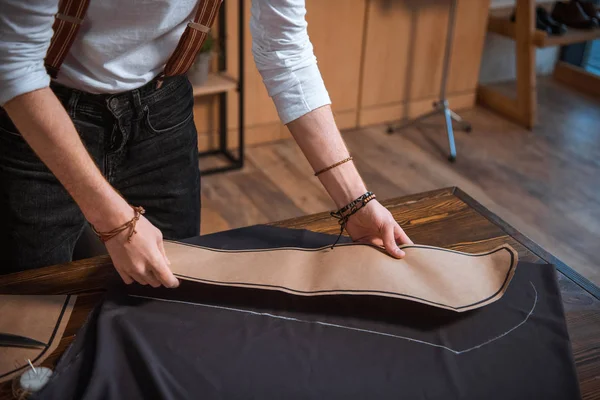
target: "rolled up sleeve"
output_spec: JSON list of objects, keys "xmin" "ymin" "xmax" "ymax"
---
[
  {"xmin": 0, "ymin": 0, "xmax": 57, "ymax": 106},
  {"xmin": 250, "ymin": 0, "xmax": 331, "ymax": 125}
]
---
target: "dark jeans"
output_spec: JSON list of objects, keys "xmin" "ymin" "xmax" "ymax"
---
[{"xmin": 0, "ymin": 75, "xmax": 200, "ymax": 274}]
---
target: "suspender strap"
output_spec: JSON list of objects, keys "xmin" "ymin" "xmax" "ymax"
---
[
  {"xmin": 162, "ymin": 0, "xmax": 222, "ymax": 78},
  {"xmin": 44, "ymin": 0, "xmax": 220, "ymax": 82},
  {"xmin": 45, "ymin": 0, "xmax": 91, "ymax": 79}
]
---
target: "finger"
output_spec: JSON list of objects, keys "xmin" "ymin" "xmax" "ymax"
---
[
  {"xmin": 383, "ymin": 224, "xmax": 405, "ymax": 258},
  {"xmin": 142, "ymin": 267, "xmax": 162, "ymax": 288},
  {"xmin": 116, "ymin": 269, "xmax": 134, "ymax": 285},
  {"xmin": 151, "ymin": 255, "xmax": 180, "ymax": 289},
  {"xmin": 158, "ymin": 240, "xmax": 172, "ymax": 267},
  {"xmin": 131, "ymin": 271, "xmax": 149, "ymax": 286},
  {"xmin": 394, "ymin": 224, "xmax": 413, "ymax": 245},
  {"xmin": 363, "ymin": 236, "xmax": 384, "ymax": 248}
]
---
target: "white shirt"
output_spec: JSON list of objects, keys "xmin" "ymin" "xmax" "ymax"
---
[{"xmin": 0, "ymin": 0, "xmax": 330, "ymax": 124}]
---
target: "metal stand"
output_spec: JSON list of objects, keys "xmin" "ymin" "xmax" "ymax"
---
[
  {"xmin": 199, "ymin": 0, "xmax": 245, "ymax": 175},
  {"xmin": 387, "ymin": 0, "xmax": 471, "ymax": 162}
]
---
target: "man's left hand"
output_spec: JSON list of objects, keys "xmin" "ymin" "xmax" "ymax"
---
[{"xmin": 345, "ymin": 200, "xmax": 413, "ymax": 258}]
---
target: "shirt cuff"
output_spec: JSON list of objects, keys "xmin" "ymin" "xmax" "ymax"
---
[
  {"xmin": 0, "ymin": 69, "xmax": 50, "ymax": 106},
  {"xmin": 271, "ymin": 63, "xmax": 331, "ymax": 125}
]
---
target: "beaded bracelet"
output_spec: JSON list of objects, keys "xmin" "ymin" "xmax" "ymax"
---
[{"xmin": 329, "ymin": 191, "xmax": 376, "ymax": 248}]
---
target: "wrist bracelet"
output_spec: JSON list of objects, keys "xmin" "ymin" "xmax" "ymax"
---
[
  {"xmin": 333, "ymin": 191, "xmax": 376, "ymax": 219},
  {"xmin": 91, "ymin": 205, "xmax": 145, "ymax": 243},
  {"xmin": 329, "ymin": 191, "xmax": 376, "ymax": 248},
  {"xmin": 314, "ymin": 156, "xmax": 353, "ymax": 177}
]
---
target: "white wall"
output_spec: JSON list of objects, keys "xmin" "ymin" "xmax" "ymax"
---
[{"xmin": 479, "ymin": 0, "xmax": 559, "ymax": 84}]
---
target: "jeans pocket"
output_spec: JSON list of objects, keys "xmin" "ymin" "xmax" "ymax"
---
[
  {"xmin": 144, "ymin": 104, "xmax": 194, "ymax": 136},
  {"xmin": 143, "ymin": 76, "xmax": 194, "ymax": 137}
]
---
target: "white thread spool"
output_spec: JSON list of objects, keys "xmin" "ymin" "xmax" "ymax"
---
[{"xmin": 19, "ymin": 361, "xmax": 53, "ymax": 393}]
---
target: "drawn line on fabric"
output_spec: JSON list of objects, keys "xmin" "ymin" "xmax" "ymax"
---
[{"xmin": 130, "ymin": 282, "xmax": 537, "ymax": 355}]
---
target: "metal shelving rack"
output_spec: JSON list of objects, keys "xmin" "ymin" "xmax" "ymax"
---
[{"xmin": 196, "ymin": 0, "xmax": 244, "ymax": 176}]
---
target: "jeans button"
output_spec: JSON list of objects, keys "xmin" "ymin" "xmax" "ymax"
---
[{"xmin": 109, "ymin": 98, "xmax": 118, "ymax": 109}]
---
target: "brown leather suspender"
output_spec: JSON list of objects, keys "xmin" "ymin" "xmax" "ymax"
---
[
  {"xmin": 162, "ymin": 0, "xmax": 222, "ymax": 79},
  {"xmin": 45, "ymin": 0, "xmax": 91, "ymax": 79},
  {"xmin": 44, "ymin": 0, "xmax": 223, "ymax": 82}
]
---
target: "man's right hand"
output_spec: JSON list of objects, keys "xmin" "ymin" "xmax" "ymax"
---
[
  {"xmin": 103, "ymin": 214, "xmax": 180, "ymax": 288},
  {"xmin": 4, "ymin": 89, "xmax": 179, "ymax": 288}
]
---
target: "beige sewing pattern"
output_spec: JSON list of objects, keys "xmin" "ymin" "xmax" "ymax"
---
[
  {"xmin": 164, "ymin": 241, "xmax": 518, "ymax": 312},
  {"xmin": 0, "ymin": 295, "xmax": 76, "ymax": 383}
]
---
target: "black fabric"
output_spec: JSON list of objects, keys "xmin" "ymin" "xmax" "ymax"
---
[{"xmin": 35, "ymin": 226, "xmax": 581, "ymax": 400}]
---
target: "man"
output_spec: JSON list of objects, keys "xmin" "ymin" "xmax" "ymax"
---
[{"xmin": 0, "ymin": 0, "xmax": 412, "ymax": 286}]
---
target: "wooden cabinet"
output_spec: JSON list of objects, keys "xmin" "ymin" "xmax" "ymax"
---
[
  {"xmin": 305, "ymin": 0, "xmax": 367, "ymax": 131},
  {"xmin": 194, "ymin": 0, "xmax": 490, "ymax": 151},
  {"xmin": 359, "ymin": 0, "xmax": 489, "ymax": 126}
]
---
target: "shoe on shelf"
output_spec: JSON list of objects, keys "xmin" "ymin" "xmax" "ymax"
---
[
  {"xmin": 536, "ymin": 6, "xmax": 568, "ymax": 35},
  {"xmin": 575, "ymin": 0, "xmax": 600, "ymax": 26},
  {"xmin": 510, "ymin": 10, "xmax": 553, "ymax": 34},
  {"xmin": 551, "ymin": 1, "xmax": 597, "ymax": 30}
]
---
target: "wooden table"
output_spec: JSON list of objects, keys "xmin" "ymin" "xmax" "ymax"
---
[{"xmin": 1, "ymin": 187, "xmax": 599, "ymax": 399}]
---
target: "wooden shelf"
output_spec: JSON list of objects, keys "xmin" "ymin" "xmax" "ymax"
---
[
  {"xmin": 192, "ymin": 73, "xmax": 238, "ymax": 97},
  {"xmin": 488, "ymin": 15, "xmax": 600, "ymax": 48},
  {"xmin": 488, "ymin": 15, "xmax": 544, "ymax": 43},
  {"xmin": 481, "ymin": 0, "xmax": 600, "ymax": 131},
  {"xmin": 536, "ymin": 27, "xmax": 600, "ymax": 48}
]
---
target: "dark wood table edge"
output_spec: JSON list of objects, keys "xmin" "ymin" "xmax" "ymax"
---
[
  {"xmin": 2, "ymin": 186, "xmax": 598, "ymax": 301},
  {"xmin": 269, "ymin": 187, "xmax": 457, "ymax": 229},
  {"xmin": 452, "ymin": 187, "xmax": 600, "ymax": 300}
]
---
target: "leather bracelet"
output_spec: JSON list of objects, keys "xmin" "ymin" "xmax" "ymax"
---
[
  {"xmin": 333, "ymin": 191, "xmax": 375, "ymax": 219},
  {"xmin": 329, "ymin": 191, "xmax": 376, "ymax": 248},
  {"xmin": 91, "ymin": 205, "xmax": 145, "ymax": 243},
  {"xmin": 314, "ymin": 156, "xmax": 353, "ymax": 177}
]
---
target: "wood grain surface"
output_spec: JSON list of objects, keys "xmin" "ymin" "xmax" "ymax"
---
[{"xmin": 0, "ymin": 188, "xmax": 598, "ymax": 399}]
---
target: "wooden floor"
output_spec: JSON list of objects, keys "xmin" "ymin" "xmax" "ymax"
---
[{"xmin": 201, "ymin": 77, "xmax": 600, "ymax": 287}]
